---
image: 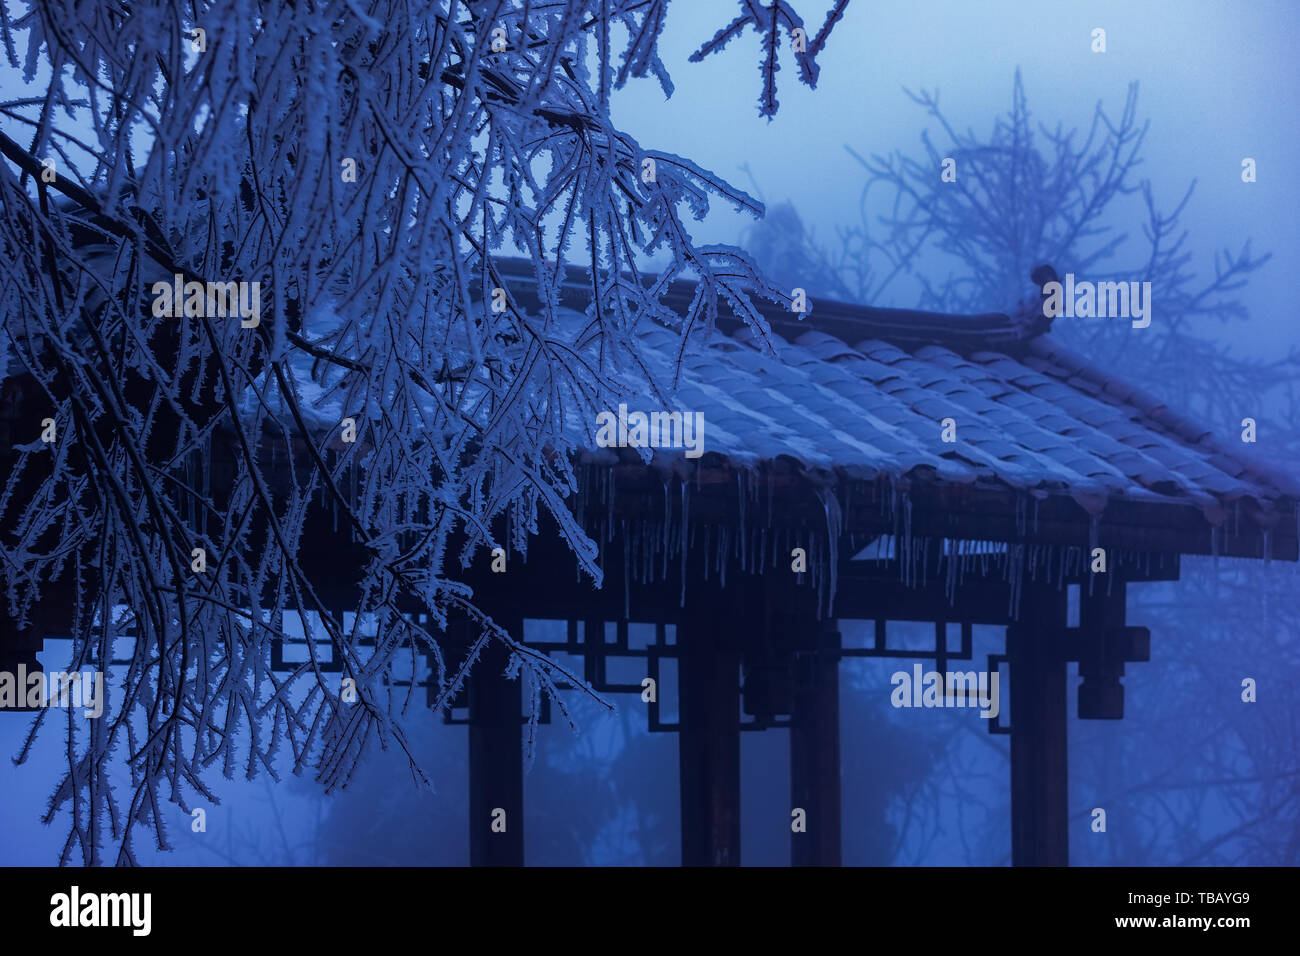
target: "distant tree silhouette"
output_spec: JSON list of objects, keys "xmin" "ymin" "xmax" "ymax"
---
[{"xmin": 745, "ymin": 71, "xmax": 1300, "ymax": 864}]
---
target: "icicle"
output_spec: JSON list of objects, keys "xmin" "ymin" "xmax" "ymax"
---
[
  {"xmin": 718, "ymin": 526, "xmax": 728, "ymax": 588},
  {"xmin": 662, "ymin": 482, "xmax": 671, "ymax": 580},
  {"xmin": 1010, "ymin": 543, "xmax": 1025, "ymax": 620},
  {"xmin": 766, "ymin": 468, "xmax": 773, "ymax": 527},
  {"xmin": 680, "ymin": 481, "xmax": 689, "ymax": 608},
  {"xmin": 634, "ymin": 519, "xmax": 642, "ymax": 586},
  {"xmin": 703, "ymin": 525, "xmax": 711, "ymax": 582},
  {"xmin": 944, "ymin": 540, "xmax": 955, "ymax": 605},
  {"xmin": 817, "ymin": 487, "xmax": 843, "ymax": 615},
  {"xmin": 817, "ymin": 538, "xmax": 827, "ymax": 620},
  {"xmin": 1006, "ymin": 544, "xmax": 1017, "ymax": 620},
  {"xmin": 646, "ymin": 523, "xmax": 654, "ymax": 585},
  {"xmin": 737, "ymin": 471, "xmax": 747, "ymax": 573},
  {"xmin": 623, "ymin": 520, "xmax": 631, "ymax": 620},
  {"xmin": 900, "ymin": 492, "xmax": 913, "ymax": 588},
  {"xmin": 608, "ymin": 467, "xmax": 616, "ymax": 533},
  {"xmin": 1086, "ymin": 517, "xmax": 1099, "ymax": 596}
]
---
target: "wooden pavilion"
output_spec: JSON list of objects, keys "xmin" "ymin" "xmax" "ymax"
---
[
  {"xmin": 430, "ymin": 262, "xmax": 1299, "ymax": 865},
  {"xmin": 2, "ymin": 250, "xmax": 1296, "ymax": 866}
]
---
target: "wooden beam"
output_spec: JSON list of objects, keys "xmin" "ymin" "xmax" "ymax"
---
[
  {"xmin": 598, "ymin": 464, "xmax": 1297, "ymax": 562},
  {"xmin": 446, "ymin": 516, "xmax": 1178, "ymax": 629}
]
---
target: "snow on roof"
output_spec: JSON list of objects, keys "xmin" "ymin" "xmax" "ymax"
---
[
  {"xmin": 559, "ymin": 311, "xmax": 1298, "ymax": 524},
  {"xmin": 262, "ymin": 265, "xmax": 1293, "ymax": 532}
]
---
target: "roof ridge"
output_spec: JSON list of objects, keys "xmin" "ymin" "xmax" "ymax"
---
[{"xmin": 484, "ymin": 256, "xmax": 1050, "ymax": 353}]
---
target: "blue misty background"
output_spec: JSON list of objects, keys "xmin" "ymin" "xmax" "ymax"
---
[{"xmin": 2, "ymin": 0, "xmax": 1298, "ymax": 865}]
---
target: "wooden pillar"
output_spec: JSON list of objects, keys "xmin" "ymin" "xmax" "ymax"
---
[
  {"xmin": 1008, "ymin": 582, "xmax": 1069, "ymax": 866},
  {"xmin": 0, "ymin": 618, "xmax": 42, "ymax": 670},
  {"xmin": 468, "ymin": 619, "xmax": 524, "ymax": 867},
  {"xmin": 0, "ymin": 617, "xmax": 43, "ymax": 712},
  {"xmin": 1077, "ymin": 579, "xmax": 1147, "ymax": 720},
  {"xmin": 790, "ymin": 624, "xmax": 841, "ymax": 866},
  {"xmin": 678, "ymin": 584, "xmax": 742, "ymax": 866}
]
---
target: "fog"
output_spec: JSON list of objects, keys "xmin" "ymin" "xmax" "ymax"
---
[{"xmin": 2, "ymin": 1, "xmax": 1296, "ymax": 867}]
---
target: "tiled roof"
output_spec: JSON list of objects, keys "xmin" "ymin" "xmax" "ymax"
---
[
  {"xmin": 266, "ymin": 256, "xmax": 1294, "ymax": 548},
  {"xmin": 570, "ymin": 316, "xmax": 1300, "ymax": 524}
]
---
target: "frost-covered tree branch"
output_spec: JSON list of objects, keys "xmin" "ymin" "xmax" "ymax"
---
[{"xmin": 0, "ymin": 0, "xmax": 844, "ymax": 864}]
